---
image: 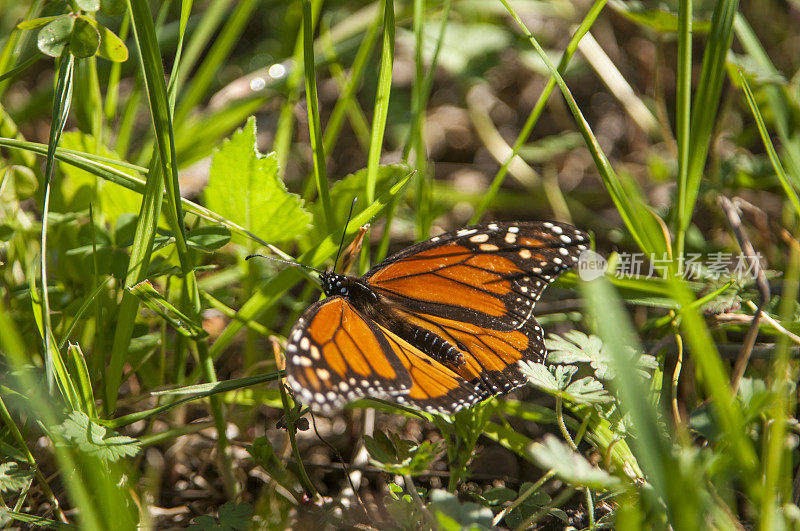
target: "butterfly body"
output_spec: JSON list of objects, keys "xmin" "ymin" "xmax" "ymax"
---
[{"xmin": 285, "ymin": 221, "xmax": 589, "ymax": 414}]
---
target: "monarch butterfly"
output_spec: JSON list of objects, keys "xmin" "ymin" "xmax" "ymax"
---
[{"xmin": 282, "ymin": 221, "xmax": 588, "ymax": 415}]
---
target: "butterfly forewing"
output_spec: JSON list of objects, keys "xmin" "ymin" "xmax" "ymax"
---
[
  {"xmin": 284, "ymin": 220, "xmax": 589, "ymax": 414},
  {"xmin": 363, "ymin": 221, "xmax": 588, "ymax": 397}
]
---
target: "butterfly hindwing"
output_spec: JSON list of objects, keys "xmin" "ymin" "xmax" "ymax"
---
[
  {"xmin": 285, "ymin": 297, "xmax": 411, "ymax": 411},
  {"xmin": 285, "ymin": 296, "xmax": 483, "ymax": 414},
  {"xmin": 377, "ymin": 324, "xmax": 486, "ymax": 414}
]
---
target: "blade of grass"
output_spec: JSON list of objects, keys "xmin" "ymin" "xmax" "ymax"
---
[
  {"xmin": 360, "ymin": 0, "xmax": 395, "ymax": 273},
  {"xmin": 471, "ymin": 0, "xmax": 607, "ymax": 224},
  {"xmin": 365, "ymin": 0, "xmax": 395, "ymax": 206},
  {"xmin": 759, "ymin": 232, "xmax": 800, "ymax": 527},
  {"xmin": 738, "ymin": 71, "xmax": 800, "ymax": 218},
  {"xmin": 670, "ymin": 277, "xmax": 758, "ymax": 479},
  {"xmin": 581, "ymin": 276, "xmax": 703, "ymax": 530},
  {"xmin": 172, "ymin": 0, "xmax": 229, "ymax": 92},
  {"xmin": 0, "ymin": 137, "xmax": 279, "ymax": 247},
  {"xmin": 302, "ymin": 0, "xmax": 332, "ymax": 234},
  {"xmin": 734, "ymin": 15, "xmax": 800, "ymax": 187},
  {"xmin": 678, "ymin": 0, "xmax": 740, "ymax": 240},
  {"xmin": 40, "ymin": 51, "xmax": 74, "ymax": 392},
  {"xmin": 673, "ymin": 0, "xmax": 693, "ymax": 264},
  {"xmin": 273, "ymin": 0, "xmax": 322, "ymax": 174},
  {"xmin": 406, "ymin": 0, "xmax": 451, "ymax": 239},
  {"xmin": 103, "ymin": 372, "xmax": 282, "ymax": 429},
  {"xmin": 500, "ymin": 0, "xmax": 668, "ymax": 262}
]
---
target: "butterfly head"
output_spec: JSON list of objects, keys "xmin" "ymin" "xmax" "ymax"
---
[{"xmin": 320, "ymin": 271, "xmax": 349, "ymax": 297}]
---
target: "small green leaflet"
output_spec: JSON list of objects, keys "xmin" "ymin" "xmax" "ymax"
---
[
  {"xmin": 528, "ymin": 434, "xmax": 623, "ymax": 491},
  {"xmin": 520, "ymin": 362, "xmax": 611, "ymax": 405},
  {"xmin": 205, "ymin": 116, "xmax": 310, "ymax": 245},
  {"xmin": 364, "ymin": 431, "xmax": 443, "ymax": 476},
  {"xmin": 52, "ymin": 411, "xmax": 141, "ymax": 462},
  {"xmin": 189, "ymin": 502, "xmax": 253, "ymax": 531},
  {"xmin": 427, "ymin": 489, "xmax": 494, "ymax": 531},
  {"xmin": 0, "ymin": 462, "xmax": 34, "ymax": 493},
  {"xmin": 546, "ymin": 330, "xmax": 657, "ymax": 380},
  {"xmin": 128, "ymin": 281, "xmax": 208, "ymax": 339}
]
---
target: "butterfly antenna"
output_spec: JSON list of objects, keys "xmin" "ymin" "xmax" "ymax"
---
[
  {"xmin": 244, "ymin": 254, "xmax": 325, "ymax": 275},
  {"xmin": 333, "ymin": 197, "xmax": 358, "ymax": 271}
]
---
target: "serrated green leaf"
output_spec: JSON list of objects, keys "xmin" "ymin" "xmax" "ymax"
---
[
  {"xmin": 528, "ymin": 435, "xmax": 623, "ymax": 491},
  {"xmin": 217, "ymin": 502, "xmax": 253, "ymax": 530},
  {"xmin": 519, "ymin": 361, "xmax": 576, "ymax": 393},
  {"xmin": 546, "ymin": 331, "xmax": 657, "ymax": 380},
  {"xmin": 128, "ymin": 280, "xmax": 208, "ymax": 339},
  {"xmin": 37, "ymin": 15, "xmax": 74, "ymax": 57},
  {"xmin": 205, "ymin": 116, "xmax": 310, "ymax": 245},
  {"xmin": 564, "ymin": 376, "xmax": 612, "ymax": 405},
  {"xmin": 69, "ymin": 16, "xmax": 100, "ymax": 58},
  {"xmin": 76, "ymin": 0, "xmax": 100, "ymax": 11},
  {"xmin": 0, "ymin": 462, "xmax": 33, "ymax": 493},
  {"xmin": 57, "ymin": 132, "xmax": 142, "ymax": 223},
  {"xmin": 52, "ymin": 411, "xmax": 141, "ymax": 462}
]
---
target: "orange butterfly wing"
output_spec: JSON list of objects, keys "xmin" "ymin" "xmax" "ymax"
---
[
  {"xmin": 285, "ymin": 297, "xmax": 482, "ymax": 413},
  {"xmin": 363, "ymin": 221, "xmax": 588, "ymax": 397}
]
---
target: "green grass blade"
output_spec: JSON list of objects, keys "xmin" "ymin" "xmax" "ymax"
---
[
  {"xmin": 738, "ymin": 71, "xmax": 800, "ymax": 218},
  {"xmin": 365, "ymin": 0, "xmax": 394, "ymax": 206},
  {"xmin": 172, "ymin": 0, "xmax": 228, "ymax": 92},
  {"xmin": 104, "ymin": 372, "xmax": 281, "ymax": 429},
  {"xmin": 734, "ymin": 15, "xmax": 800, "ymax": 186},
  {"xmin": 580, "ymin": 278, "xmax": 673, "ymax": 505},
  {"xmin": 679, "ymin": 0, "xmax": 739, "ymax": 234},
  {"xmin": 499, "ymin": 1, "xmax": 667, "ymax": 260},
  {"xmin": 166, "ymin": 0, "xmax": 194, "ymax": 111},
  {"xmin": 673, "ymin": 0, "xmax": 692, "ymax": 260},
  {"xmin": 65, "ymin": 342, "xmax": 98, "ymax": 418},
  {"xmin": 302, "ymin": 0, "xmax": 332, "ymax": 234},
  {"xmin": 759, "ymin": 233, "xmax": 800, "ymax": 527},
  {"xmin": 40, "ymin": 52, "xmax": 74, "ymax": 392},
  {"xmin": 127, "ymin": 280, "xmax": 209, "ymax": 339},
  {"xmin": 670, "ymin": 277, "xmax": 758, "ymax": 476},
  {"xmin": 128, "ymin": 0, "xmax": 188, "ymax": 263},
  {"xmin": 106, "ymin": 161, "xmax": 164, "ymax": 414},
  {"xmin": 471, "ymin": 0, "xmax": 607, "ymax": 224}
]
